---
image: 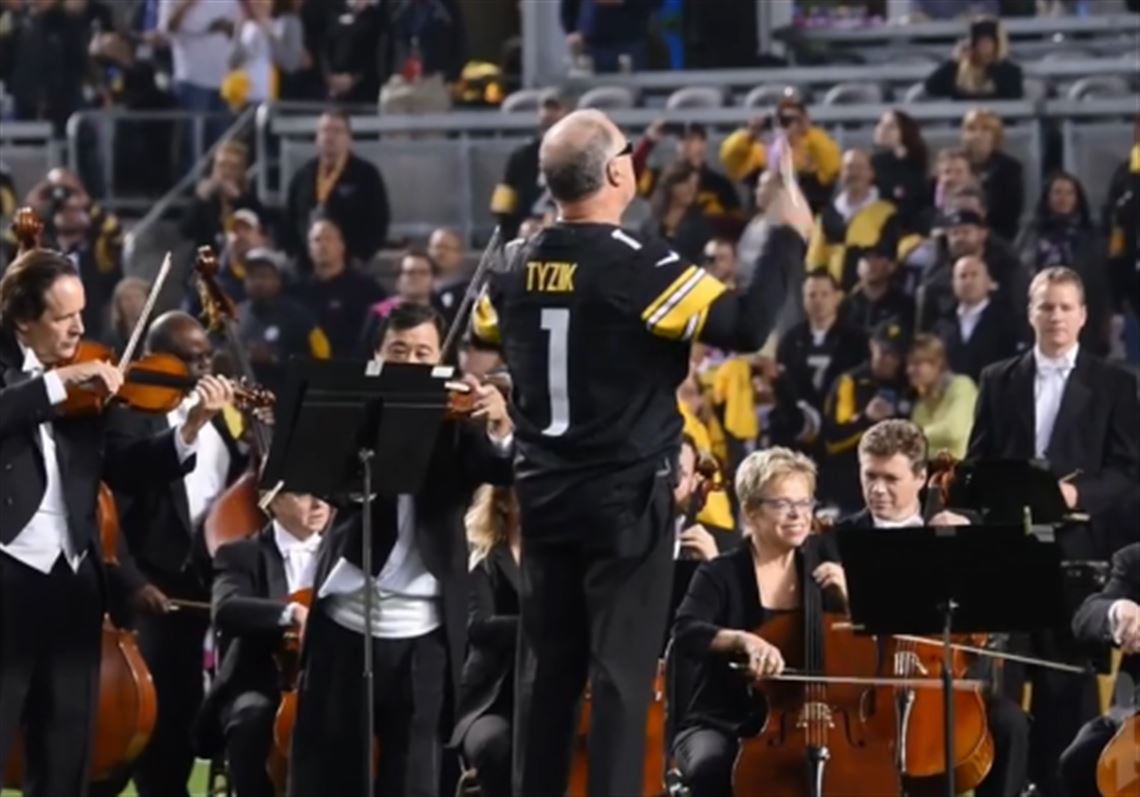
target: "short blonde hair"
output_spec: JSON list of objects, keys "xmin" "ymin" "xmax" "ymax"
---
[
  {"xmin": 464, "ymin": 486, "xmax": 519, "ymax": 566},
  {"xmin": 1029, "ymin": 266, "xmax": 1085, "ymax": 305},
  {"xmin": 963, "ymin": 108, "xmax": 1005, "ymax": 148},
  {"xmin": 735, "ymin": 447, "xmax": 817, "ymax": 512}
]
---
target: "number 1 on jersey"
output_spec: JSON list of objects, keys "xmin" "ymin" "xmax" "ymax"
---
[{"xmin": 540, "ymin": 308, "xmax": 570, "ymax": 437}]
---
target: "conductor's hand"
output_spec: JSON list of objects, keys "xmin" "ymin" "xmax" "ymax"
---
[
  {"xmin": 466, "ymin": 375, "xmax": 512, "ymax": 440},
  {"xmin": 813, "ymin": 562, "xmax": 849, "ymax": 606},
  {"xmin": 736, "ymin": 631, "xmax": 785, "ymax": 680},
  {"xmin": 1112, "ymin": 599, "xmax": 1140, "ymax": 653},
  {"xmin": 182, "ymin": 375, "xmax": 236, "ymax": 445},
  {"xmin": 55, "ymin": 359, "xmax": 123, "ymax": 397},
  {"xmin": 133, "ymin": 583, "xmax": 173, "ymax": 615}
]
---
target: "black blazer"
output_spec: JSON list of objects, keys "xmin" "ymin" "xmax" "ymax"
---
[
  {"xmin": 932, "ymin": 300, "xmax": 1025, "ymax": 383},
  {"xmin": 105, "ymin": 407, "xmax": 246, "ymax": 591},
  {"xmin": 670, "ymin": 535, "xmax": 842, "ymax": 736},
  {"xmin": 194, "ymin": 527, "xmax": 293, "ymax": 756},
  {"xmin": 0, "ymin": 331, "xmax": 193, "ymax": 559},
  {"xmin": 450, "ymin": 543, "xmax": 520, "ymax": 748},
  {"xmin": 1071, "ymin": 542, "xmax": 1140, "ymax": 702},
  {"xmin": 306, "ymin": 420, "xmax": 514, "ymax": 725},
  {"xmin": 967, "ymin": 349, "xmax": 1140, "ymax": 518}
]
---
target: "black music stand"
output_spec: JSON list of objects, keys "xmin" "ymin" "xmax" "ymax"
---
[
  {"xmin": 947, "ymin": 459, "xmax": 1069, "ymax": 526},
  {"xmin": 837, "ymin": 525, "xmax": 1066, "ymax": 797},
  {"xmin": 259, "ymin": 356, "xmax": 453, "ymax": 797}
]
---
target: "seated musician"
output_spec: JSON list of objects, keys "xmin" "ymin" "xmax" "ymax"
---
[
  {"xmin": 1059, "ymin": 542, "xmax": 1140, "ymax": 797},
  {"xmin": 671, "ymin": 447, "xmax": 848, "ymax": 797},
  {"xmin": 842, "ymin": 418, "xmax": 1030, "ymax": 797},
  {"xmin": 451, "ymin": 486, "xmax": 521, "ymax": 797},
  {"xmin": 287, "ymin": 303, "xmax": 514, "ymax": 797},
  {"xmin": 196, "ymin": 491, "xmax": 329, "ymax": 797}
]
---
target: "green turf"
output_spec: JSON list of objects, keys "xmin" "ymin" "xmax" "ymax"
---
[{"xmin": 3, "ymin": 758, "xmax": 212, "ymax": 796}]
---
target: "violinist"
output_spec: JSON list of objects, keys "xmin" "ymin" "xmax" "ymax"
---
[
  {"xmin": 1059, "ymin": 541, "xmax": 1140, "ymax": 797},
  {"xmin": 671, "ymin": 447, "xmax": 847, "ymax": 797},
  {"xmin": 0, "ymin": 248, "xmax": 231, "ymax": 796},
  {"xmin": 288, "ymin": 303, "xmax": 513, "ymax": 797},
  {"xmin": 840, "ymin": 419, "xmax": 1030, "ymax": 797},
  {"xmin": 197, "ymin": 492, "xmax": 330, "ymax": 797},
  {"xmin": 451, "ymin": 486, "xmax": 522, "ymax": 797},
  {"xmin": 107, "ymin": 310, "xmax": 247, "ymax": 797}
]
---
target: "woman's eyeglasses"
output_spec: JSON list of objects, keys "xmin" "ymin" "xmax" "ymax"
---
[{"xmin": 759, "ymin": 498, "xmax": 818, "ymax": 515}]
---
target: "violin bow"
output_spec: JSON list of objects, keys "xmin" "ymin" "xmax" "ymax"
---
[
  {"xmin": 117, "ymin": 252, "xmax": 174, "ymax": 370},
  {"xmin": 439, "ymin": 226, "xmax": 504, "ymax": 365}
]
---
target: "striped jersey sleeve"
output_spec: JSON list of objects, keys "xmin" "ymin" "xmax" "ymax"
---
[{"xmin": 631, "ymin": 238, "xmax": 727, "ymax": 342}]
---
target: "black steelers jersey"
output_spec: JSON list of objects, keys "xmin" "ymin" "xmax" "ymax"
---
[{"xmin": 474, "ymin": 222, "xmax": 803, "ymax": 521}]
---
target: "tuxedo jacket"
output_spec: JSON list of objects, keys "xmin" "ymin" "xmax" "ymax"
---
[
  {"xmin": 306, "ymin": 420, "xmax": 514, "ymax": 725},
  {"xmin": 0, "ymin": 330, "xmax": 193, "ymax": 567},
  {"xmin": 106, "ymin": 406, "xmax": 246, "ymax": 593},
  {"xmin": 450, "ymin": 543, "xmax": 519, "ymax": 748},
  {"xmin": 932, "ymin": 300, "xmax": 1026, "ymax": 383},
  {"xmin": 194, "ymin": 527, "xmax": 293, "ymax": 756},
  {"xmin": 967, "ymin": 349, "xmax": 1140, "ymax": 518},
  {"xmin": 1071, "ymin": 542, "xmax": 1140, "ymax": 702}
]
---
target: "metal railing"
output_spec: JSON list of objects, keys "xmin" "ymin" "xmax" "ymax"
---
[
  {"xmin": 0, "ymin": 121, "xmax": 62, "ymax": 209},
  {"xmin": 777, "ymin": 12, "xmax": 1140, "ymax": 43}
]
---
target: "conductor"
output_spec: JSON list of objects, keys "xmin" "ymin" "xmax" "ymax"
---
[{"xmin": 470, "ymin": 109, "xmax": 812, "ymax": 796}]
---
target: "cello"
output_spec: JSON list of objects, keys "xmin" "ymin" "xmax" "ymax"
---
[{"xmin": 1096, "ymin": 705, "xmax": 1140, "ymax": 797}]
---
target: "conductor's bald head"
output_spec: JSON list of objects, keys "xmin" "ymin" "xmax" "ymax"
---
[{"xmin": 540, "ymin": 110, "xmax": 635, "ymax": 220}]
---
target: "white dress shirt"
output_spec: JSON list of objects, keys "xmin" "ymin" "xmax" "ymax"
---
[
  {"xmin": 167, "ymin": 397, "xmax": 230, "ymax": 528},
  {"xmin": 273, "ymin": 521, "xmax": 320, "ymax": 596},
  {"xmin": 1033, "ymin": 344, "xmax": 1079, "ymax": 460},
  {"xmin": 872, "ymin": 509, "xmax": 924, "ymax": 529},
  {"xmin": 956, "ymin": 298, "xmax": 990, "ymax": 344},
  {"xmin": 0, "ymin": 346, "xmax": 197, "ymax": 574}
]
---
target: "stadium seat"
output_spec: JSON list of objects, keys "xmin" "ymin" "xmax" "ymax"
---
[
  {"xmin": 903, "ymin": 82, "xmax": 933, "ymax": 104},
  {"xmin": 743, "ymin": 84, "xmax": 803, "ymax": 110},
  {"xmin": 1066, "ymin": 75, "xmax": 1133, "ymax": 100},
  {"xmin": 577, "ymin": 86, "xmax": 638, "ymax": 111},
  {"xmin": 821, "ymin": 82, "xmax": 884, "ymax": 106},
  {"xmin": 1023, "ymin": 76, "xmax": 1050, "ymax": 102},
  {"xmin": 501, "ymin": 88, "xmax": 548, "ymax": 114},
  {"xmin": 664, "ymin": 86, "xmax": 726, "ymax": 111}
]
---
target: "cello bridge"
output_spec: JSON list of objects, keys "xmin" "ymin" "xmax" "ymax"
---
[{"xmin": 797, "ymin": 701, "xmax": 834, "ymax": 729}]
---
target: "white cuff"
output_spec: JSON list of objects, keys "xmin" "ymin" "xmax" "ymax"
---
[
  {"xmin": 1108, "ymin": 599, "xmax": 1126, "ymax": 645},
  {"xmin": 278, "ymin": 603, "xmax": 295, "ymax": 627},
  {"xmin": 172, "ymin": 425, "xmax": 199, "ymax": 463},
  {"xmin": 488, "ymin": 430, "xmax": 513, "ymax": 453},
  {"xmin": 42, "ymin": 371, "xmax": 67, "ymax": 405}
]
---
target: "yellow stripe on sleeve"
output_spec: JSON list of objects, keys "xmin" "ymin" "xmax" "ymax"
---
[
  {"xmin": 645, "ymin": 271, "xmax": 727, "ymax": 340},
  {"xmin": 472, "ymin": 293, "xmax": 502, "ymax": 345}
]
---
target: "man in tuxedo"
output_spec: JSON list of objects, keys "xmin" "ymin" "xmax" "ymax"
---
[
  {"xmin": 1059, "ymin": 542, "xmax": 1140, "ymax": 797},
  {"xmin": 288, "ymin": 303, "xmax": 514, "ymax": 797},
  {"xmin": 197, "ymin": 492, "xmax": 330, "ymax": 797},
  {"xmin": 108, "ymin": 310, "xmax": 247, "ymax": 797},
  {"xmin": 0, "ymin": 249, "xmax": 231, "ymax": 797},
  {"xmin": 840, "ymin": 419, "xmax": 1030, "ymax": 797},
  {"xmin": 968, "ymin": 266, "xmax": 1140, "ymax": 797}
]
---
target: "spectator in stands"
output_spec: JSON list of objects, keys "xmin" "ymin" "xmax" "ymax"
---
[
  {"xmin": 720, "ymin": 97, "xmax": 842, "ymax": 215},
  {"xmin": 900, "ymin": 148, "xmax": 978, "ymax": 292},
  {"xmin": 358, "ymin": 248, "xmax": 440, "ymax": 354},
  {"xmin": 702, "ymin": 237, "xmax": 737, "ymax": 288},
  {"xmin": 907, "ymin": 334, "xmax": 977, "ymax": 459},
  {"xmin": 275, "ymin": 0, "xmax": 324, "ymax": 101},
  {"xmin": 560, "ymin": 0, "xmax": 659, "ymax": 73},
  {"xmin": 222, "ymin": 0, "xmax": 305, "ymax": 109},
  {"xmin": 490, "ymin": 92, "xmax": 567, "ymax": 240},
  {"xmin": 43, "ymin": 184, "xmax": 123, "ymax": 340},
  {"xmin": 820, "ymin": 319, "xmax": 913, "ymax": 513},
  {"xmin": 379, "ymin": 0, "xmax": 467, "ymax": 116},
  {"xmin": 0, "ymin": 163, "xmax": 15, "ymax": 266},
  {"xmin": 640, "ymin": 161, "xmax": 713, "ymax": 263},
  {"xmin": 236, "ymin": 247, "xmax": 330, "ymax": 392},
  {"xmin": 104, "ymin": 275, "xmax": 150, "ymax": 354},
  {"xmin": 735, "ymin": 170, "xmax": 779, "ymax": 288},
  {"xmin": 931, "ymin": 255, "xmax": 1024, "ymax": 382},
  {"xmin": 1017, "ymin": 171, "xmax": 1112, "ymax": 354},
  {"xmin": 293, "ymin": 217, "xmax": 386, "ymax": 357},
  {"xmin": 159, "ymin": 0, "xmax": 240, "ymax": 150},
  {"xmin": 807, "ymin": 148, "xmax": 899, "ymax": 291},
  {"xmin": 185, "ymin": 207, "xmax": 266, "ymax": 318},
  {"xmin": 924, "ymin": 16, "xmax": 1024, "ymax": 101},
  {"xmin": 459, "ymin": 334, "xmax": 505, "ymax": 381},
  {"xmin": 428, "ymin": 227, "xmax": 469, "ymax": 325},
  {"xmin": 7, "ymin": 0, "xmax": 92, "ymax": 133},
  {"xmin": 840, "ymin": 241, "xmax": 915, "ymax": 336},
  {"xmin": 960, "ymin": 108, "xmax": 1024, "ymax": 241},
  {"xmin": 930, "ymin": 147, "xmax": 976, "ymax": 224},
  {"xmin": 284, "ymin": 109, "xmax": 389, "ymax": 269},
  {"xmin": 181, "ymin": 138, "xmax": 262, "ymax": 250},
  {"xmin": 1105, "ymin": 114, "xmax": 1140, "ymax": 340},
  {"xmin": 634, "ymin": 121, "xmax": 743, "ymax": 238},
  {"xmin": 871, "ymin": 109, "xmax": 929, "ymax": 233},
  {"xmin": 322, "ymin": 0, "xmax": 385, "ymax": 104},
  {"xmin": 771, "ymin": 269, "xmax": 868, "ymax": 451}
]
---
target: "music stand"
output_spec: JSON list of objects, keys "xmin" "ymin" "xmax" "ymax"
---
[
  {"xmin": 837, "ymin": 525, "xmax": 1066, "ymax": 797},
  {"xmin": 948, "ymin": 459, "xmax": 1068, "ymax": 527},
  {"xmin": 260, "ymin": 356, "xmax": 453, "ymax": 797}
]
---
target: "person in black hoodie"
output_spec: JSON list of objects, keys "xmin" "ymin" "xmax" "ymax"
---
[
  {"xmin": 1016, "ymin": 171, "xmax": 1112, "ymax": 354},
  {"xmin": 322, "ymin": 0, "xmax": 387, "ymax": 105},
  {"xmin": 871, "ymin": 109, "xmax": 930, "ymax": 234},
  {"xmin": 924, "ymin": 16, "xmax": 1024, "ymax": 102},
  {"xmin": 960, "ymin": 109, "xmax": 1024, "ymax": 242},
  {"xmin": 640, "ymin": 161, "xmax": 714, "ymax": 264}
]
